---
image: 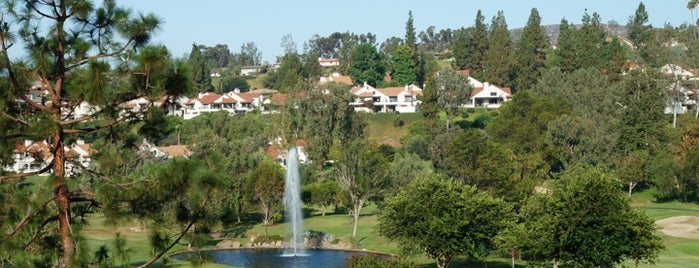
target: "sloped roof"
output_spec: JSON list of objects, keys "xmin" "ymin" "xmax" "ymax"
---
[
  {"xmin": 378, "ymin": 87, "xmax": 408, "ymax": 97},
  {"xmin": 157, "ymin": 145, "xmax": 191, "ymax": 157},
  {"xmin": 198, "ymin": 93, "xmax": 222, "ymax": 104}
]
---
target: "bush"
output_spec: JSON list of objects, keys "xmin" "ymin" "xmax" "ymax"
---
[
  {"xmin": 345, "ymin": 254, "xmax": 413, "ymax": 268},
  {"xmin": 466, "ymin": 108, "xmax": 476, "ymax": 113}
]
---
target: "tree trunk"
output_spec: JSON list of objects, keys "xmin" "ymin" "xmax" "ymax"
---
[
  {"xmin": 628, "ymin": 181, "xmax": 637, "ymax": 197},
  {"xmin": 552, "ymin": 259, "xmax": 559, "ymax": 268},
  {"xmin": 351, "ymin": 199, "xmax": 365, "ymax": 238},
  {"xmin": 54, "ymin": 132, "xmax": 74, "ymax": 267}
]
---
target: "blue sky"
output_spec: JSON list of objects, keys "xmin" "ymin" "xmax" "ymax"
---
[{"xmin": 119, "ymin": 1, "xmax": 693, "ymax": 62}]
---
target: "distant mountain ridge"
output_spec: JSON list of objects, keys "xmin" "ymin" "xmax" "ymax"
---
[{"xmin": 510, "ymin": 23, "xmax": 629, "ymax": 42}]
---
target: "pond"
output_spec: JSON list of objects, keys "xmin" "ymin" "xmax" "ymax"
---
[{"xmin": 172, "ymin": 248, "xmax": 381, "ymax": 268}]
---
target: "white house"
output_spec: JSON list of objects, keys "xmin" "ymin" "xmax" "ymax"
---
[
  {"xmin": 350, "ymin": 83, "xmax": 422, "ymax": 113},
  {"xmin": 181, "ymin": 90, "xmax": 264, "ymax": 119},
  {"xmin": 466, "ymin": 82, "xmax": 512, "ymax": 108},
  {"xmin": 240, "ymin": 65, "xmax": 263, "ymax": 76},
  {"xmin": 454, "ymin": 70, "xmax": 511, "ymax": 108},
  {"xmin": 4, "ymin": 139, "xmax": 93, "ymax": 177},
  {"xmin": 318, "ymin": 58, "xmax": 339, "ymax": 67}
]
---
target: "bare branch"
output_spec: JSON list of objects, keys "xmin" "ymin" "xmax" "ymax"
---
[{"xmin": 23, "ymin": 215, "xmax": 60, "ymax": 250}]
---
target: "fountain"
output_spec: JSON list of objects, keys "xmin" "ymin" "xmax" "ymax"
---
[
  {"xmin": 171, "ymin": 148, "xmax": 386, "ymax": 267},
  {"xmin": 282, "ymin": 147, "xmax": 307, "ymax": 257}
]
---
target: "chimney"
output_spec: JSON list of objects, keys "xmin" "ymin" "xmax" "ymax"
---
[
  {"xmin": 234, "ymin": 88, "xmax": 240, "ymax": 94},
  {"xmin": 24, "ymin": 139, "xmax": 32, "ymax": 147},
  {"xmin": 76, "ymin": 139, "xmax": 85, "ymax": 145}
]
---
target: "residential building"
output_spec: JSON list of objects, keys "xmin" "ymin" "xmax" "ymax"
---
[
  {"xmin": 350, "ymin": 83, "xmax": 422, "ymax": 113},
  {"xmin": 181, "ymin": 90, "xmax": 264, "ymax": 119},
  {"xmin": 318, "ymin": 58, "xmax": 339, "ymax": 67},
  {"xmin": 466, "ymin": 82, "xmax": 512, "ymax": 108},
  {"xmin": 240, "ymin": 65, "xmax": 264, "ymax": 76}
]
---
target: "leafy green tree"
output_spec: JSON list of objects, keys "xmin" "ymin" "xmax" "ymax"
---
[
  {"xmin": 443, "ymin": 129, "xmax": 515, "ymax": 196},
  {"xmin": 302, "ymin": 180, "xmax": 341, "ymax": 216},
  {"xmin": 247, "ymin": 159, "xmax": 285, "ymax": 235},
  {"xmin": 220, "ymin": 76, "xmax": 250, "ymax": 92},
  {"xmin": 335, "ymin": 140, "xmax": 391, "ymax": 238},
  {"xmin": 617, "ymin": 149, "xmax": 651, "ymax": 197},
  {"xmin": 380, "ymin": 36, "xmax": 404, "ymax": 55},
  {"xmin": 426, "ymin": 69, "xmax": 473, "ymax": 130},
  {"xmin": 391, "ymin": 44, "xmax": 417, "ymax": 85},
  {"xmin": 349, "ymin": 43, "xmax": 386, "ymax": 86},
  {"xmin": 378, "ymin": 174, "xmax": 513, "ymax": 268},
  {"xmin": 238, "ymin": 41, "xmax": 262, "ymax": 66},
  {"xmin": 500, "ymin": 165, "xmax": 664, "ymax": 268},
  {"xmin": 618, "ymin": 70, "xmax": 668, "ymax": 153},
  {"xmin": 0, "ymin": 1, "xmax": 169, "ymax": 265},
  {"xmin": 483, "ymin": 10, "xmax": 514, "ymax": 87},
  {"xmin": 452, "ymin": 10, "xmax": 488, "ymax": 79},
  {"xmin": 302, "ymin": 51, "xmax": 323, "ymax": 80},
  {"xmin": 512, "ymin": 8, "xmax": 548, "ymax": 92},
  {"xmin": 189, "ymin": 44, "xmax": 215, "ymax": 92},
  {"xmin": 296, "ymin": 83, "xmax": 365, "ymax": 165},
  {"xmin": 273, "ymin": 53, "xmax": 303, "ymax": 92}
]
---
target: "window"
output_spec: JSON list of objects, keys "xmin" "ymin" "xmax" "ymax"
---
[
  {"xmin": 490, "ymin": 92, "xmax": 497, "ymax": 96},
  {"xmin": 389, "ymin": 97, "xmax": 398, "ymax": 102}
]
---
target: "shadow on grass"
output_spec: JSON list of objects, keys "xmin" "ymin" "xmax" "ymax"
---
[{"xmin": 417, "ymin": 260, "xmax": 525, "ymax": 268}]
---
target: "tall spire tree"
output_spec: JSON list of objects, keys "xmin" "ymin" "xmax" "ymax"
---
[
  {"xmin": 483, "ymin": 10, "xmax": 514, "ymax": 87},
  {"xmin": 452, "ymin": 10, "xmax": 488, "ymax": 80},
  {"xmin": 512, "ymin": 8, "xmax": 549, "ymax": 92},
  {"xmin": 405, "ymin": 10, "xmax": 417, "ymax": 49}
]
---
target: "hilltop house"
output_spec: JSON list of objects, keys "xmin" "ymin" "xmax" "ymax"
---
[
  {"xmin": 453, "ymin": 70, "xmax": 511, "ymax": 108},
  {"xmin": 318, "ymin": 58, "xmax": 339, "ymax": 68}
]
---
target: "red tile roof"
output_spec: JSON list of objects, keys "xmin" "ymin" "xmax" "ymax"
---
[{"xmin": 199, "ymin": 93, "xmax": 222, "ymax": 104}]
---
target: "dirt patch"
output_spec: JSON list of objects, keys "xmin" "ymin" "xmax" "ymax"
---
[{"xmin": 656, "ymin": 216, "xmax": 699, "ymax": 239}]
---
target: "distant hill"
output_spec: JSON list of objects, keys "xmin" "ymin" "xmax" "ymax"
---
[{"xmin": 510, "ymin": 23, "xmax": 629, "ymax": 43}]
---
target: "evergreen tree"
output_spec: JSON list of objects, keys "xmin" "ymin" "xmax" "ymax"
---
[
  {"xmin": 405, "ymin": 10, "xmax": 417, "ymax": 49},
  {"xmin": 452, "ymin": 10, "xmax": 488, "ymax": 79},
  {"xmin": 512, "ymin": 8, "xmax": 549, "ymax": 92},
  {"xmin": 302, "ymin": 51, "xmax": 322, "ymax": 80},
  {"xmin": 349, "ymin": 43, "xmax": 386, "ymax": 87},
  {"xmin": 628, "ymin": 2, "xmax": 664, "ymax": 67},
  {"xmin": 391, "ymin": 44, "xmax": 418, "ymax": 85},
  {"xmin": 188, "ymin": 44, "xmax": 214, "ymax": 92},
  {"xmin": 552, "ymin": 19, "xmax": 580, "ymax": 73},
  {"xmin": 0, "ymin": 1, "xmax": 173, "ymax": 266},
  {"xmin": 578, "ymin": 11, "xmax": 606, "ymax": 69},
  {"xmin": 483, "ymin": 10, "xmax": 514, "ymax": 87},
  {"xmin": 274, "ymin": 53, "xmax": 303, "ymax": 92}
]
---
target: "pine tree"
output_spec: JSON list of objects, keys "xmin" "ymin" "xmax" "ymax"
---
[
  {"xmin": 512, "ymin": 8, "xmax": 549, "ymax": 92},
  {"xmin": 452, "ymin": 10, "xmax": 488, "ymax": 79},
  {"xmin": 578, "ymin": 11, "xmax": 606, "ymax": 69},
  {"xmin": 188, "ymin": 44, "xmax": 214, "ymax": 92},
  {"xmin": 483, "ymin": 10, "xmax": 514, "ymax": 87},
  {"xmin": 405, "ymin": 10, "xmax": 417, "ymax": 49},
  {"xmin": 552, "ymin": 19, "xmax": 581, "ymax": 73}
]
